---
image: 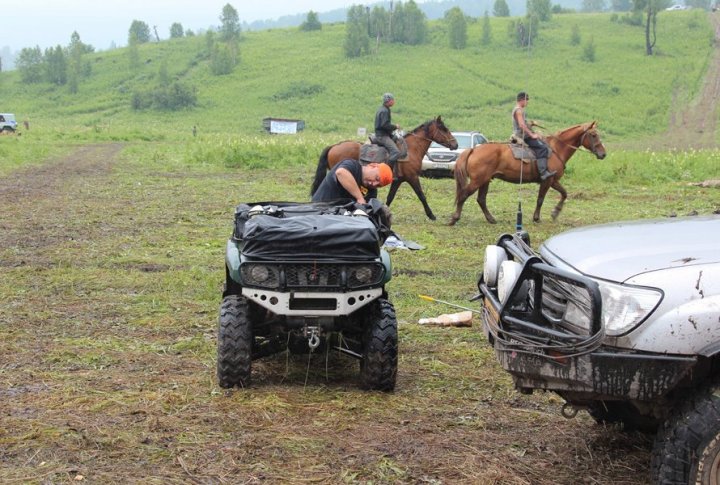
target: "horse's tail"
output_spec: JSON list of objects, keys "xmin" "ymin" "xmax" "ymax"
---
[
  {"xmin": 454, "ymin": 148, "xmax": 471, "ymax": 203},
  {"xmin": 310, "ymin": 145, "xmax": 332, "ymax": 196}
]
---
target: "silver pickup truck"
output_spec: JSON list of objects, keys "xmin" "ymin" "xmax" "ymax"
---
[{"xmin": 477, "ymin": 215, "xmax": 720, "ymax": 484}]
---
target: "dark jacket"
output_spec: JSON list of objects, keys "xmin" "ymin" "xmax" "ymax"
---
[{"xmin": 374, "ymin": 104, "xmax": 396, "ymax": 137}]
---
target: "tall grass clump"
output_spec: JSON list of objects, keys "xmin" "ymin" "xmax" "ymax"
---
[{"xmin": 183, "ymin": 134, "xmax": 326, "ymax": 170}]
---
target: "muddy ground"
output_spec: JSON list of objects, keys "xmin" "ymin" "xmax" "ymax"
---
[
  {"xmin": 1, "ymin": 15, "xmax": 719, "ymax": 485},
  {"xmin": 0, "ymin": 144, "xmax": 655, "ymax": 484}
]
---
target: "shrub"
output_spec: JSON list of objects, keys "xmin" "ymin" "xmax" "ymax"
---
[{"xmin": 582, "ymin": 37, "xmax": 596, "ymax": 62}]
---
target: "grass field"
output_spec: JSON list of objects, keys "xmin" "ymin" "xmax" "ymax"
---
[
  {"xmin": 0, "ymin": 136, "xmax": 717, "ymax": 483},
  {"xmin": 1, "ymin": 8, "xmax": 719, "ymax": 484}
]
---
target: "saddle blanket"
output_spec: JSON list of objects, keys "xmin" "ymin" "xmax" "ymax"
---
[
  {"xmin": 509, "ymin": 144, "xmax": 537, "ymax": 162},
  {"xmin": 359, "ymin": 144, "xmax": 387, "ymax": 163},
  {"xmin": 360, "ymin": 136, "xmax": 409, "ymax": 163}
]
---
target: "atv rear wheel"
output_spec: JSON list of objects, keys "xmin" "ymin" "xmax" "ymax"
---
[
  {"xmin": 359, "ymin": 297, "xmax": 397, "ymax": 391},
  {"xmin": 652, "ymin": 382, "xmax": 720, "ymax": 483},
  {"xmin": 217, "ymin": 295, "xmax": 253, "ymax": 388}
]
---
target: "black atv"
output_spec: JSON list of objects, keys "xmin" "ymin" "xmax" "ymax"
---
[{"xmin": 217, "ymin": 200, "xmax": 397, "ymax": 391}]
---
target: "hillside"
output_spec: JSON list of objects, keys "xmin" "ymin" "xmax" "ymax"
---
[{"xmin": 0, "ymin": 10, "xmax": 715, "ymax": 145}]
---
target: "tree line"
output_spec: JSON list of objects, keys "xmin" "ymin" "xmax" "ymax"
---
[{"xmin": 9, "ymin": 0, "xmax": 711, "ymax": 110}]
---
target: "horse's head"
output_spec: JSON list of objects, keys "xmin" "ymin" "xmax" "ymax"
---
[
  {"xmin": 581, "ymin": 121, "xmax": 606, "ymax": 160},
  {"xmin": 424, "ymin": 116, "xmax": 458, "ymax": 150}
]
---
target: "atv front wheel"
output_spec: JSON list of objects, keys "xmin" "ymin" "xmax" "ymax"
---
[
  {"xmin": 652, "ymin": 382, "xmax": 720, "ymax": 483},
  {"xmin": 359, "ymin": 297, "xmax": 398, "ymax": 391},
  {"xmin": 217, "ymin": 295, "xmax": 253, "ymax": 388}
]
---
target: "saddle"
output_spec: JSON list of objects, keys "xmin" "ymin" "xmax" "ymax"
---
[
  {"xmin": 360, "ymin": 134, "xmax": 408, "ymax": 164},
  {"xmin": 508, "ymin": 134, "xmax": 536, "ymax": 163}
]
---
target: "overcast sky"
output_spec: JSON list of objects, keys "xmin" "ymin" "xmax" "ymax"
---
[{"xmin": 4, "ymin": 0, "xmax": 400, "ymax": 52}]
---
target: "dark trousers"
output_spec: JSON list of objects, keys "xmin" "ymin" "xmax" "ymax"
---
[
  {"xmin": 524, "ymin": 136, "xmax": 550, "ymax": 172},
  {"xmin": 375, "ymin": 134, "xmax": 401, "ymax": 166}
]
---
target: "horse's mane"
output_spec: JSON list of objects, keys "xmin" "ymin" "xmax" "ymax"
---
[
  {"xmin": 550, "ymin": 122, "xmax": 593, "ymax": 140},
  {"xmin": 404, "ymin": 119, "xmax": 441, "ymax": 138}
]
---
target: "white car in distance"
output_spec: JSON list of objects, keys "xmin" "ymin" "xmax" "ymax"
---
[{"xmin": 421, "ymin": 131, "xmax": 487, "ymax": 178}]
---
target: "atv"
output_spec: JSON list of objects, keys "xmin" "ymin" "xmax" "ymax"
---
[
  {"xmin": 476, "ymin": 215, "xmax": 720, "ymax": 483},
  {"xmin": 217, "ymin": 199, "xmax": 397, "ymax": 391}
]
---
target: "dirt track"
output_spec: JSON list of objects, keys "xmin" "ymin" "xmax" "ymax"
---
[
  {"xmin": 657, "ymin": 11, "xmax": 720, "ymax": 149},
  {"xmin": 0, "ymin": 145, "xmax": 657, "ymax": 484}
]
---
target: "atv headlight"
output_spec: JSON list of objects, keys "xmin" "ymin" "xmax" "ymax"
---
[
  {"xmin": 241, "ymin": 264, "xmax": 278, "ymax": 287},
  {"xmin": 352, "ymin": 266, "xmax": 373, "ymax": 284},
  {"xmin": 598, "ymin": 280, "xmax": 662, "ymax": 336},
  {"xmin": 250, "ymin": 265, "xmax": 271, "ymax": 283}
]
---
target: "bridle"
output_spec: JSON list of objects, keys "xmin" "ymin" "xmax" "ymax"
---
[
  {"xmin": 551, "ymin": 126, "xmax": 603, "ymax": 162},
  {"xmin": 407, "ymin": 121, "xmax": 456, "ymax": 149}
]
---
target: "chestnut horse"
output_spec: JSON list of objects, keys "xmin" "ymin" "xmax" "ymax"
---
[
  {"xmin": 449, "ymin": 121, "xmax": 606, "ymax": 225},
  {"xmin": 310, "ymin": 117, "xmax": 458, "ymax": 221}
]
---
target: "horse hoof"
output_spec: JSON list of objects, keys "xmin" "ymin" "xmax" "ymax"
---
[
  {"xmin": 487, "ymin": 218, "xmax": 497, "ymax": 224},
  {"xmin": 428, "ymin": 214, "xmax": 437, "ymax": 221}
]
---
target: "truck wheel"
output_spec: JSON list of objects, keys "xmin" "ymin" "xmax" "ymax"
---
[
  {"xmin": 359, "ymin": 298, "xmax": 397, "ymax": 391},
  {"xmin": 587, "ymin": 401, "xmax": 659, "ymax": 433},
  {"xmin": 217, "ymin": 294, "xmax": 253, "ymax": 388},
  {"xmin": 652, "ymin": 383, "xmax": 720, "ymax": 483}
]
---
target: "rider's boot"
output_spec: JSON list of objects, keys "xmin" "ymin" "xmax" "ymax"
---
[{"xmin": 537, "ymin": 158, "xmax": 556, "ymax": 180}]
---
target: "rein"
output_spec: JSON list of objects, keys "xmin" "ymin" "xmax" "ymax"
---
[
  {"xmin": 406, "ymin": 122, "xmax": 454, "ymax": 148},
  {"xmin": 549, "ymin": 128, "xmax": 597, "ymax": 163}
]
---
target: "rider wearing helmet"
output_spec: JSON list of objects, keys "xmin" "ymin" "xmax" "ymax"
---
[{"xmin": 374, "ymin": 93, "xmax": 401, "ymax": 168}]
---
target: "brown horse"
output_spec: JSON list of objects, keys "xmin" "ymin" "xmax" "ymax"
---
[
  {"xmin": 310, "ymin": 116, "xmax": 458, "ymax": 221},
  {"xmin": 449, "ymin": 121, "xmax": 606, "ymax": 225}
]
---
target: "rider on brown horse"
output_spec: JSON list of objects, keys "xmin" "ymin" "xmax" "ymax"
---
[
  {"xmin": 374, "ymin": 93, "xmax": 402, "ymax": 168},
  {"xmin": 513, "ymin": 92, "xmax": 556, "ymax": 181}
]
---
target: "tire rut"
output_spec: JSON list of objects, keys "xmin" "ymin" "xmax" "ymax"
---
[{"xmin": 0, "ymin": 143, "xmax": 125, "ymax": 264}]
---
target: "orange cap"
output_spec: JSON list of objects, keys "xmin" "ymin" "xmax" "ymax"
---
[{"xmin": 378, "ymin": 163, "xmax": 393, "ymax": 187}]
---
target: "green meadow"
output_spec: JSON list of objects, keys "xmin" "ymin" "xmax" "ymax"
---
[{"xmin": 0, "ymin": 9, "xmax": 719, "ymax": 484}]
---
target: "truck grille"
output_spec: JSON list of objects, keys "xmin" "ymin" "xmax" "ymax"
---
[{"xmin": 428, "ymin": 153, "xmax": 457, "ymax": 162}]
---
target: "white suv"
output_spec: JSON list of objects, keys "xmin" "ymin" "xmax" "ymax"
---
[
  {"xmin": 421, "ymin": 131, "xmax": 486, "ymax": 178},
  {"xmin": 0, "ymin": 113, "xmax": 18, "ymax": 133},
  {"xmin": 478, "ymin": 215, "xmax": 720, "ymax": 483}
]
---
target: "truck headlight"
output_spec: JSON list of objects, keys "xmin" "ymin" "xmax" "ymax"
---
[
  {"xmin": 598, "ymin": 280, "xmax": 662, "ymax": 336},
  {"xmin": 498, "ymin": 260, "xmax": 523, "ymax": 303},
  {"xmin": 483, "ymin": 245, "xmax": 508, "ymax": 287}
]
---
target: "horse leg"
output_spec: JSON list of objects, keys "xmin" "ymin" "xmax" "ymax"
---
[
  {"xmin": 476, "ymin": 182, "xmax": 496, "ymax": 224},
  {"xmin": 533, "ymin": 181, "xmax": 553, "ymax": 222},
  {"xmin": 449, "ymin": 179, "xmax": 481, "ymax": 226},
  {"xmin": 550, "ymin": 180, "xmax": 568, "ymax": 220},
  {"xmin": 405, "ymin": 176, "xmax": 436, "ymax": 221},
  {"xmin": 385, "ymin": 179, "xmax": 402, "ymax": 207}
]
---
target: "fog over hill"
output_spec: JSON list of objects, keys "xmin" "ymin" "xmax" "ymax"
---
[{"xmin": 1, "ymin": 0, "xmax": 584, "ymax": 70}]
